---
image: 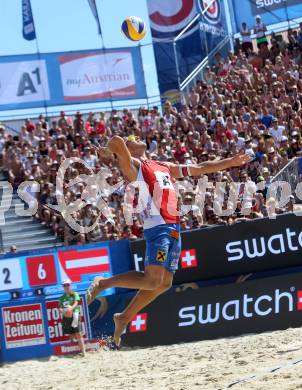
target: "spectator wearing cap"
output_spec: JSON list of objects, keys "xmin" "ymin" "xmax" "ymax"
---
[
  {"xmin": 59, "ymin": 279, "xmax": 85, "ymax": 357},
  {"xmin": 30, "ymin": 159, "xmax": 43, "ymax": 181},
  {"xmin": 58, "ymin": 111, "xmax": 71, "ymax": 128},
  {"xmin": 260, "ymin": 167, "xmax": 271, "ymax": 184},
  {"xmin": 83, "ymin": 146, "xmax": 97, "ymax": 168},
  {"xmin": 38, "ymin": 137, "xmax": 48, "ymax": 157},
  {"xmin": 23, "ymin": 152, "xmax": 34, "ymax": 171},
  {"xmin": 110, "ymin": 114, "xmax": 123, "ymax": 134},
  {"xmin": 289, "ymin": 137, "xmax": 301, "ymax": 157}
]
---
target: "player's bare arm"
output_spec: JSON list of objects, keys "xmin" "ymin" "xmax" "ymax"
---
[{"xmin": 168, "ymin": 154, "xmax": 251, "ymax": 179}]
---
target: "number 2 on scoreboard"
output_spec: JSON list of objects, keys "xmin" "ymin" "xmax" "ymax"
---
[
  {"xmin": 0, "ymin": 260, "xmax": 23, "ymax": 291},
  {"xmin": 3, "ymin": 268, "xmax": 11, "ymax": 284}
]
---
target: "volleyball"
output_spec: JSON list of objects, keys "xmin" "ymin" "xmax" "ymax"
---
[{"xmin": 121, "ymin": 16, "xmax": 146, "ymax": 41}]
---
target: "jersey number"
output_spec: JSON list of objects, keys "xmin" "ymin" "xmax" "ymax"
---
[{"xmin": 154, "ymin": 171, "xmax": 174, "ymax": 190}]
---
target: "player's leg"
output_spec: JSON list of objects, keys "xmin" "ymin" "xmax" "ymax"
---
[
  {"xmin": 113, "ymin": 268, "xmax": 173, "ymax": 345},
  {"xmin": 86, "ymin": 266, "xmax": 165, "ymax": 304},
  {"xmin": 86, "ymin": 233, "xmax": 169, "ymax": 304},
  {"xmin": 75, "ymin": 332, "xmax": 86, "ymax": 357}
]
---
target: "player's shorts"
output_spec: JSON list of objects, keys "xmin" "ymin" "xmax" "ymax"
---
[
  {"xmin": 62, "ymin": 314, "xmax": 82, "ymax": 335},
  {"xmin": 144, "ymin": 224, "xmax": 181, "ymax": 274}
]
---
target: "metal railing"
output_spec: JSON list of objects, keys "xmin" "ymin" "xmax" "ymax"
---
[
  {"xmin": 0, "ymin": 229, "xmax": 4, "ymax": 253},
  {"xmin": 271, "ymin": 157, "xmax": 302, "ymax": 202},
  {"xmin": 180, "ymin": 34, "xmax": 231, "ymax": 94},
  {"xmin": 0, "ymin": 106, "xmax": 149, "ymax": 134},
  {"xmin": 0, "ymin": 95, "xmax": 162, "ymax": 133}
]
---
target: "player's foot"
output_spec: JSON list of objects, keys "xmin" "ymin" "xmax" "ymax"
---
[
  {"xmin": 86, "ymin": 277, "xmax": 106, "ymax": 305},
  {"xmin": 113, "ymin": 313, "xmax": 128, "ymax": 347}
]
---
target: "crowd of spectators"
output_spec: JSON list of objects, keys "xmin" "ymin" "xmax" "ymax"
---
[{"xmin": 1, "ymin": 22, "xmax": 302, "ymax": 245}]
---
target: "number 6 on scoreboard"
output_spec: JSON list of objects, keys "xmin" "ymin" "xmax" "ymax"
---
[
  {"xmin": 26, "ymin": 255, "xmax": 57, "ymax": 287},
  {"xmin": 38, "ymin": 263, "xmax": 47, "ymax": 280}
]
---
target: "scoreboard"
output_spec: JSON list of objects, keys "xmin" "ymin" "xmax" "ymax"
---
[{"xmin": 0, "ymin": 243, "xmax": 114, "ymax": 300}]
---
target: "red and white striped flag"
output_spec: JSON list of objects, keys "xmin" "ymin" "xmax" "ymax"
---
[{"xmin": 58, "ymin": 248, "xmax": 110, "ymax": 282}]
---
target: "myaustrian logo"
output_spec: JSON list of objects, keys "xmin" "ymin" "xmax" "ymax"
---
[
  {"xmin": 226, "ymin": 227, "xmax": 302, "ymax": 262},
  {"xmin": 178, "ymin": 288, "xmax": 302, "ymax": 327}
]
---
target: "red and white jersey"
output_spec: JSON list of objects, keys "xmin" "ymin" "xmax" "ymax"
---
[{"xmin": 136, "ymin": 160, "xmax": 179, "ymax": 229}]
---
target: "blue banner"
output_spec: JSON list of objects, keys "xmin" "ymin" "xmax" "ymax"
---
[
  {"xmin": 231, "ymin": 0, "xmax": 302, "ymax": 32},
  {"xmin": 147, "ymin": 0, "xmax": 229, "ymax": 102},
  {"xmin": 22, "ymin": 0, "xmax": 36, "ymax": 41},
  {"xmin": 199, "ymin": 0, "xmax": 229, "ymax": 55},
  {"xmin": 0, "ymin": 47, "xmax": 146, "ymax": 110},
  {"xmin": 87, "ymin": 0, "xmax": 102, "ymax": 36},
  {"xmin": 0, "ymin": 240, "xmax": 134, "ymax": 301}
]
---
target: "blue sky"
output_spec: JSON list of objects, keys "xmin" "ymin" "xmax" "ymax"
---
[{"xmin": 0, "ymin": 0, "xmax": 159, "ymax": 119}]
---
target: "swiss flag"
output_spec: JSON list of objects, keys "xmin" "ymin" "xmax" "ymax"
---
[
  {"xmin": 297, "ymin": 291, "xmax": 302, "ymax": 310},
  {"xmin": 58, "ymin": 248, "xmax": 110, "ymax": 283},
  {"xmin": 180, "ymin": 249, "xmax": 197, "ymax": 269},
  {"xmin": 129, "ymin": 313, "xmax": 148, "ymax": 333}
]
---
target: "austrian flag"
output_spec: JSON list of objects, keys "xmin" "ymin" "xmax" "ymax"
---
[{"xmin": 58, "ymin": 248, "xmax": 110, "ymax": 283}]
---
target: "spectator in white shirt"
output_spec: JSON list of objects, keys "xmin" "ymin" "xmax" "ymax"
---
[
  {"xmin": 269, "ymin": 118, "xmax": 285, "ymax": 145},
  {"xmin": 240, "ymin": 22, "xmax": 253, "ymax": 55},
  {"xmin": 83, "ymin": 147, "xmax": 97, "ymax": 168}
]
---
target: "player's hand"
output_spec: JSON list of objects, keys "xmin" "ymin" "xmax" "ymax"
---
[
  {"xmin": 230, "ymin": 153, "xmax": 251, "ymax": 167},
  {"xmin": 92, "ymin": 145, "xmax": 113, "ymax": 159}
]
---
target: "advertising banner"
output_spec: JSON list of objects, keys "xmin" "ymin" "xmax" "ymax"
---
[
  {"xmin": 147, "ymin": 0, "xmax": 228, "ymax": 101},
  {"xmin": 59, "ymin": 51, "xmax": 137, "ymax": 102},
  {"xmin": 2, "ymin": 303, "xmax": 46, "ymax": 349},
  {"xmin": 198, "ymin": 0, "xmax": 228, "ymax": 54},
  {"xmin": 231, "ymin": 0, "xmax": 302, "ymax": 32},
  {"xmin": 123, "ymin": 271, "xmax": 302, "ymax": 347},
  {"xmin": 130, "ymin": 213, "xmax": 302, "ymax": 283},
  {"xmin": 53, "ymin": 339, "xmax": 100, "ymax": 355},
  {"xmin": 0, "ymin": 294, "xmax": 91, "ymax": 362},
  {"xmin": 22, "ymin": 0, "xmax": 36, "ymax": 41},
  {"xmin": 0, "ymin": 242, "xmax": 117, "ymax": 301},
  {"xmin": 147, "ymin": 0, "xmax": 203, "ymax": 101},
  {"xmin": 0, "ymin": 60, "xmax": 49, "ymax": 106},
  {"xmin": 0, "ymin": 47, "xmax": 146, "ymax": 110},
  {"xmin": 46, "ymin": 298, "xmax": 88, "ymax": 344}
]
